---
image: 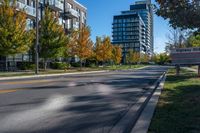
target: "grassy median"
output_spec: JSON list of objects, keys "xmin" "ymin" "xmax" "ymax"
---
[{"xmin": 148, "ymin": 68, "xmax": 200, "ymax": 133}]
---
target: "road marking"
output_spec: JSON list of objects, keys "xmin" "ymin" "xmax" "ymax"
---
[
  {"xmin": 0, "ymin": 80, "xmax": 54, "ymax": 85},
  {"xmin": 0, "ymin": 89, "xmax": 18, "ymax": 94}
]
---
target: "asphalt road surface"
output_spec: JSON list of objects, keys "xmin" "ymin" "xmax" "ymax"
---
[{"xmin": 0, "ymin": 66, "xmax": 168, "ymax": 133}]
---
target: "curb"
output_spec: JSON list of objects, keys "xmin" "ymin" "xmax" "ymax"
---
[
  {"xmin": 0, "ymin": 66, "xmax": 149, "ymax": 81},
  {"xmin": 109, "ymin": 71, "xmax": 166, "ymax": 133},
  {"xmin": 131, "ymin": 73, "xmax": 167, "ymax": 133},
  {"xmin": 0, "ymin": 70, "xmax": 109, "ymax": 81}
]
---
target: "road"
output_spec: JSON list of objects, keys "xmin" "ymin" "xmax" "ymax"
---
[{"xmin": 0, "ymin": 66, "xmax": 168, "ymax": 133}]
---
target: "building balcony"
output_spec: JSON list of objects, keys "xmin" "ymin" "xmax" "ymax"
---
[
  {"xmin": 63, "ymin": 8, "xmax": 79, "ymax": 19},
  {"xmin": 48, "ymin": 0, "xmax": 63, "ymax": 11},
  {"xmin": 16, "ymin": 2, "xmax": 36, "ymax": 17},
  {"xmin": 73, "ymin": 22, "xmax": 79, "ymax": 29}
]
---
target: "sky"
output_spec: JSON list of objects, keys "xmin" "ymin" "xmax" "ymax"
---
[{"xmin": 77, "ymin": 0, "xmax": 171, "ymax": 53}]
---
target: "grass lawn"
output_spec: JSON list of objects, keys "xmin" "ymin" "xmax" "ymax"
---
[
  {"xmin": 148, "ymin": 68, "xmax": 200, "ymax": 133},
  {"xmin": 105, "ymin": 64, "xmax": 146, "ymax": 70},
  {"xmin": 0, "ymin": 65, "xmax": 146, "ymax": 77}
]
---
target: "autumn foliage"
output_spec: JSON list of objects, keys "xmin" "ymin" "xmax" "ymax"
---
[
  {"xmin": 112, "ymin": 46, "xmax": 122, "ymax": 65},
  {"xmin": 126, "ymin": 49, "xmax": 140, "ymax": 64},
  {"xmin": 0, "ymin": 0, "xmax": 34, "ymax": 56},
  {"xmin": 68, "ymin": 26, "xmax": 93, "ymax": 68},
  {"xmin": 95, "ymin": 36, "xmax": 113, "ymax": 64}
]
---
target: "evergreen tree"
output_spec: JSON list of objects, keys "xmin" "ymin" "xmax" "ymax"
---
[{"xmin": 39, "ymin": 8, "xmax": 68, "ymax": 70}]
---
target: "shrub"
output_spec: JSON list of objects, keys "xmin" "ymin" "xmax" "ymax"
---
[
  {"xmin": 70, "ymin": 62, "xmax": 81, "ymax": 67},
  {"xmin": 50, "ymin": 62, "xmax": 70, "ymax": 69},
  {"xmin": 17, "ymin": 62, "xmax": 35, "ymax": 70}
]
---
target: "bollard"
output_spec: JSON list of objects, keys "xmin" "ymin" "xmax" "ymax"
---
[{"xmin": 176, "ymin": 65, "xmax": 180, "ymax": 76}]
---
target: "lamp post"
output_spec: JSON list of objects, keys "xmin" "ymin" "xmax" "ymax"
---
[{"xmin": 35, "ymin": 0, "xmax": 39, "ymax": 74}]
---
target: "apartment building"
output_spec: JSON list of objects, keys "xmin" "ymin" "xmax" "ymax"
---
[
  {"xmin": 112, "ymin": 0, "xmax": 154, "ymax": 63},
  {"xmin": 0, "ymin": 0, "xmax": 87, "ymax": 71}
]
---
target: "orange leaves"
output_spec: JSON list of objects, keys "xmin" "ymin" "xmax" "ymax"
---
[
  {"xmin": 68, "ymin": 26, "xmax": 93, "ymax": 61},
  {"xmin": 95, "ymin": 36, "xmax": 113, "ymax": 62}
]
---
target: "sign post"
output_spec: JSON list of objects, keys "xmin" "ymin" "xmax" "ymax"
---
[
  {"xmin": 176, "ymin": 65, "xmax": 180, "ymax": 76},
  {"xmin": 170, "ymin": 47, "xmax": 200, "ymax": 76}
]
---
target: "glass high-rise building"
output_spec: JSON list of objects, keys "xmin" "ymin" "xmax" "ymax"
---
[{"xmin": 112, "ymin": 0, "xmax": 154, "ymax": 63}]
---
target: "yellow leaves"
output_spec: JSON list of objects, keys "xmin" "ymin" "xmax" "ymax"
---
[
  {"xmin": 189, "ymin": 34, "xmax": 200, "ymax": 47},
  {"xmin": 112, "ymin": 45, "xmax": 122, "ymax": 64},
  {"xmin": 68, "ymin": 26, "xmax": 93, "ymax": 60},
  {"xmin": 95, "ymin": 36, "xmax": 113, "ymax": 62},
  {"xmin": 140, "ymin": 53, "xmax": 149, "ymax": 63},
  {"xmin": 0, "ymin": 0, "xmax": 34, "ymax": 56},
  {"xmin": 126, "ymin": 49, "xmax": 140, "ymax": 64}
]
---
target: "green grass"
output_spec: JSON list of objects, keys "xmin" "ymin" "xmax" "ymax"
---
[
  {"xmin": 148, "ymin": 68, "xmax": 200, "ymax": 133},
  {"xmin": 0, "ymin": 65, "xmax": 147, "ymax": 77},
  {"xmin": 191, "ymin": 65, "xmax": 198, "ymax": 70},
  {"xmin": 104, "ymin": 64, "xmax": 146, "ymax": 70}
]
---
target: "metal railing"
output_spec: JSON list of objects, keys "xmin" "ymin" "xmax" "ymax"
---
[
  {"xmin": 16, "ymin": 1, "xmax": 36, "ymax": 17},
  {"xmin": 48, "ymin": 0, "xmax": 63, "ymax": 10},
  {"xmin": 66, "ymin": 8, "xmax": 79, "ymax": 18}
]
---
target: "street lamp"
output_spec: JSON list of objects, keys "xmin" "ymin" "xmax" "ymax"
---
[{"xmin": 35, "ymin": 0, "xmax": 39, "ymax": 74}]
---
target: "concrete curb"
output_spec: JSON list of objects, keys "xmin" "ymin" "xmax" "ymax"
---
[
  {"xmin": 0, "ymin": 70, "xmax": 109, "ymax": 81},
  {"xmin": 0, "ymin": 66, "xmax": 149, "ymax": 81},
  {"xmin": 109, "ymin": 71, "xmax": 166, "ymax": 133},
  {"xmin": 131, "ymin": 73, "xmax": 166, "ymax": 133}
]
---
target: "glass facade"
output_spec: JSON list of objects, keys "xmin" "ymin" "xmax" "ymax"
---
[{"xmin": 112, "ymin": 0, "xmax": 154, "ymax": 63}]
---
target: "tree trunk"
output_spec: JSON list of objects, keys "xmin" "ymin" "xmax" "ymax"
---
[
  {"xmin": 5, "ymin": 56, "xmax": 8, "ymax": 71},
  {"xmin": 13, "ymin": 56, "xmax": 16, "ymax": 71},
  {"xmin": 103, "ymin": 61, "xmax": 105, "ymax": 68},
  {"xmin": 96, "ymin": 60, "xmax": 98, "ymax": 67},
  {"xmin": 80, "ymin": 59, "xmax": 82, "ymax": 71},
  {"xmin": 43, "ymin": 59, "xmax": 47, "ymax": 71}
]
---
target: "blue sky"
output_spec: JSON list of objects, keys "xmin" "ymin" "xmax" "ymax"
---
[{"xmin": 77, "ymin": 0, "xmax": 170, "ymax": 53}]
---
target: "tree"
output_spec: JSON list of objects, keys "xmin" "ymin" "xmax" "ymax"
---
[
  {"xmin": 126, "ymin": 49, "xmax": 140, "ymax": 67},
  {"xmin": 165, "ymin": 28, "xmax": 189, "ymax": 53},
  {"xmin": 140, "ymin": 53, "xmax": 149, "ymax": 63},
  {"xmin": 156, "ymin": 0, "xmax": 200, "ymax": 30},
  {"xmin": 68, "ymin": 26, "xmax": 93, "ymax": 69},
  {"xmin": 39, "ymin": 8, "xmax": 68, "ymax": 70},
  {"xmin": 112, "ymin": 45, "xmax": 122, "ymax": 65},
  {"xmin": 0, "ymin": 0, "xmax": 34, "ymax": 70},
  {"xmin": 153, "ymin": 53, "xmax": 170, "ymax": 65},
  {"xmin": 188, "ymin": 32, "xmax": 200, "ymax": 47},
  {"xmin": 102, "ymin": 36, "xmax": 113, "ymax": 64},
  {"xmin": 94, "ymin": 36, "xmax": 103, "ymax": 64},
  {"xmin": 95, "ymin": 36, "xmax": 113, "ymax": 66}
]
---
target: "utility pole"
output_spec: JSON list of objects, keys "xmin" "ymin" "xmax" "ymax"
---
[{"xmin": 35, "ymin": 0, "xmax": 39, "ymax": 74}]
